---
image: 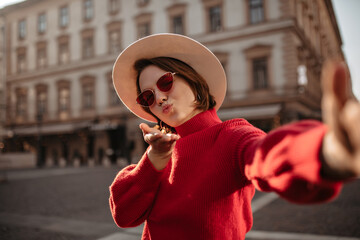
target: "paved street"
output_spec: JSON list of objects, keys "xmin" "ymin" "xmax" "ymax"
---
[{"xmin": 0, "ymin": 166, "xmax": 359, "ymax": 240}]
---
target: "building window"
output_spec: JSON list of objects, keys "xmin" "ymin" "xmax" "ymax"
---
[
  {"xmin": 167, "ymin": 4, "xmax": 186, "ymax": 35},
  {"xmin": 135, "ymin": 13, "xmax": 152, "ymax": 39},
  {"xmin": 136, "ymin": 0, "xmax": 149, "ymax": 7},
  {"xmin": 108, "ymin": 72, "xmax": 120, "ymax": 106},
  {"xmin": 59, "ymin": 43, "xmax": 69, "ymax": 64},
  {"xmin": 58, "ymin": 35, "xmax": 70, "ymax": 64},
  {"xmin": 249, "ymin": 0, "xmax": 264, "ymax": 24},
  {"xmin": 138, "ymin": 22, "xmax": 150, "ymax": 38},
  {"xmin": 16, "ymin": 47, "xmax": 26, "ymax": 73},
  {"xmin": 252, "ymin": 57, "xmax": 268, "ymax": 89},
  {"xmin": 82, "ymin": 36, "xmax": 94, "ymax": 59},
  {"xmin": 108, "ymin": 0, "xmax": 120, "ymax": 14},
  {"xmin": 36, "ymin": 85, "xmax": 48, "ymax": 117},
  {"xmin": 38, "ymin": 13, "xmax": 46, "ymax": 34},
  {"xmin": 107, "ymin": 21, "xmax": 122, "ymax": 54},
  {"xmin": 37, "ymin": 42, "xmax": 47, "ymax": 69},
  {"xmin": 59, "ymin": 6, "xmax": 69, "ymax": 28},
  {"xmin": 38, "ymin": 92, "xmax": 47, "ymax": 115},
  {"xmin": 209, "ymin": 5, "xmax": 222, "ymax": 32},
  {"xmin": 37, "ymin": 48, "xmax": 46, "ymax": 68},
  {"xmin": 59, "ymin": 88, "xmax": 70, "ymax": 111},
  {"xmin": 18, "ymin": 19, "xmax": 26, "ymax": 40},
  {"xmin": 15, "ymin": 88, "xmax": 27, "ymax": 119},
  {"xmin": 57, "ymin": 80, "xmax": 71, "ymax": 120},
  {"xmin": 109, "ymin": 30, "xmax": 121, "ymax": 54},
  {"xmin": 172, "ymin": 15, "xmax": 184, "ymax": 35},
  {"xmin": 214, "ymin": 51, "xmax": 228, "ymax": 76},
  {"xmin": 244, "ymin": 44, "xmax": 272, "ymax": 91},
  {"xmin": 82, "ymin": 29, "xmax": 94, "ymax": 59},
  {"xmin": 17, "ymin": 53, "xmax": 26, "ymax": 73},
  {"xmin": 81, "ymin": 76, "xmax": 95, "ymax": 110},
  {"xmin": 83, "ymin": 0, "xmax": 94, "ymax": 21},
  {"xmin": 83, "ymin": 84, "xmax": 93, "ymax": 109}
]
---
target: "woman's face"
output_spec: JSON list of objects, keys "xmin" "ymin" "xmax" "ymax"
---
[{"xmin": 138, "ymin": 65, "xmax": 202, "ymax": 127}]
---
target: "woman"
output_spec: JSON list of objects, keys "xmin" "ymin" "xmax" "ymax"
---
[{"xmin": 109, "ymin": 34, "xmax": 360, "ymax": 240}]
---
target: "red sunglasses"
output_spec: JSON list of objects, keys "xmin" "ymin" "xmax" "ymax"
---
[{"xmin": 136, "ymin": 72, "xmax": 176, "ymax": 107}]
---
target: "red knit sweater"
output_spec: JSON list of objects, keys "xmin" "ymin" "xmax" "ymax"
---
[{"xmin": 109, "ymin": 109, "xmax": 342, "ymax": 240}]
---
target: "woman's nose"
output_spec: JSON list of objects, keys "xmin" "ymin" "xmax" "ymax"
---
[{"xmin": 154, "ymin": 88, "xmax": 167, "ymax": 105}]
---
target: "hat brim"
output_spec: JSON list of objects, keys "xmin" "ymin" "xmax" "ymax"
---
[{"xmin": 112, "ymin": 33, "xmax": 226, "ymax": 123}]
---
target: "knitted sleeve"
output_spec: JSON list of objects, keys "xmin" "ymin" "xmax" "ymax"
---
[
  {"xmin": 236, "ymin": 120, "xmax": 342, "ymax": 204},
  {"xmin": 109, "ymin": 152, "xmax": 166, "ymax": 228}
]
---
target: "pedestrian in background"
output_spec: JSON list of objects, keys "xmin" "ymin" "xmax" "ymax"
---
[{"xmin": 109, "ymin": 33, "xmax": 360, "ymax": 240}]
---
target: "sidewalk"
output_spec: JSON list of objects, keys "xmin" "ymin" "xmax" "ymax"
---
[{"xmin": 2, "ymin": 166, "xmax": 103, "ymax": 181}]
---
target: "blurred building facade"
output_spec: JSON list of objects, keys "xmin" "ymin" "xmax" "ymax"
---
[
  {"xmin": 0, "ymin": 0, "xmax": 344, "ymax": 167},
  {"xmin": 0, "ymin": 16, "xmax": 5, "ymax": 154}
]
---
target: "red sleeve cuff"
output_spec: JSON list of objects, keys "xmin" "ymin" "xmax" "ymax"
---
[
  {"xmin": 133, "ymin": 152, "xmax": 167, "ymax": 185},
  {"xmin": 287, "ymin": 123, "xmax": 342, "ymax": 199}
]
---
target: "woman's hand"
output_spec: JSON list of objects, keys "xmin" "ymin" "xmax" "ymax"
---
[
  {"xmin": 321, "ymin": 60, "xmax": 360, "ymax": 180},
  {"xmin": 139, "ymin": 123, "xmax": 180, "ymax": 171}
]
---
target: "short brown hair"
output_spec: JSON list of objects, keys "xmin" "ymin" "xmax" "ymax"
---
[{"xmin": 134, "ymin": 57, "xmax": 216, "ymax": 113}]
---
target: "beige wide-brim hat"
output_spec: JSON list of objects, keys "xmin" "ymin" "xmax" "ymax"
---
[{"xmin": 112, "ymin": 33, "xmax": 227, "ymax": 123}]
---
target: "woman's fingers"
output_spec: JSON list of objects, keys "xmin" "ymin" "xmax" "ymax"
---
[
  {"xmin": 144, "ymin": 132, "xmax": 162, "ymax": 143},
  {"xmin": 321, "ymin": 60, "xmax": 352, "ymax": 146},
  {"xmin": 163, "ymin": 133, "xmax": 180, "ymax": 141},
  {"xmin": 321, "ymin": 60, "xmax": 352, "ymax": 106},
  {"xmin": 147, "ymin": 133, "xmax": 179, "ymax": 145},
  {"xmin": 139, "ymin": 123, "xmax": 159, "ymax": 135},
  {"xmin": 341, "ymin": 100, "xmax": 360, "ymax": 151},
  {"xmin": 341, "ymin": 100, "xmax": 360, "ymax": 174},
  {"xmin": 140, "ymin": 123, "xmax": 179, "ymax": 148},
  {"xmin": 321, "ymin": 60, "xmax": 360, "ymax": 177},
  {"xmin": 331, "ymin": 62, "xmax": 350, "ymax": 107}
]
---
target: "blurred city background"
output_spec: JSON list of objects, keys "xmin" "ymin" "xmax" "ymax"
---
[{"xmin": 0, "ymin": 0, "xmax": 359, "ymax": 239}]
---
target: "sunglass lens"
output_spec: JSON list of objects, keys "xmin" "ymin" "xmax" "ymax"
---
[
  {"xmin": 136, "ymin": 90, "xmax": 154, "ymax": 106},
  {"xmin": 157, "ymin": 72, "xmax": 173, "ymax": 92}
]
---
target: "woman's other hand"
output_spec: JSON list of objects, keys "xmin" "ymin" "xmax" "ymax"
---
[
  {"xmin": 321, "ymin": 60, "xmax": 360, "ymax": 180},
  {"xmin": 139, "ymin": 123, "xmax": 180, "ymax": 170}
]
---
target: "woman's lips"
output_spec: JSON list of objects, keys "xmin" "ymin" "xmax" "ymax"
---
[{"xmin": 162, "ymin": 104, "xmax": 172, "ymax": 114}]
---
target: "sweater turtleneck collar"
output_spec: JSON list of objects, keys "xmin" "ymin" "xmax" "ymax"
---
[{"xmin": 175, "ymin": 108, "xmax": 222, "ymax": 138}]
